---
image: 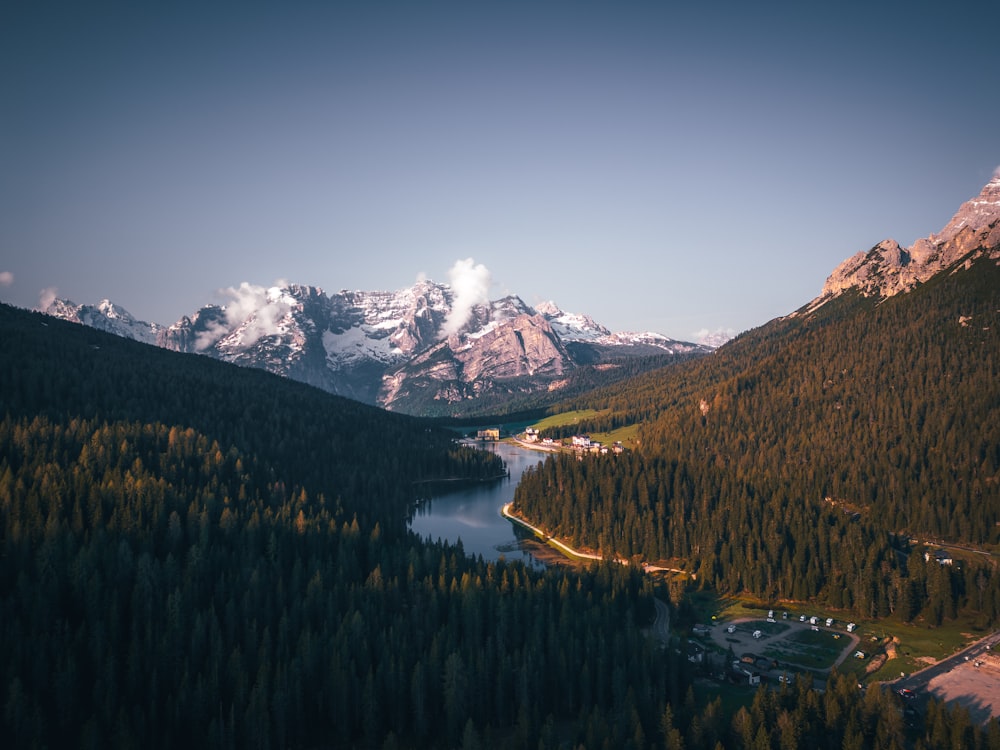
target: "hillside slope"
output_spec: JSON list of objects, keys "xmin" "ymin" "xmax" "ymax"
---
[
  {"xmin": 0, "ymin": 302, "xmax": 683, "ymax": 749},
  {"xmin": 516, "ymin": 246, "xmax": 1000, "ymax": 619}
]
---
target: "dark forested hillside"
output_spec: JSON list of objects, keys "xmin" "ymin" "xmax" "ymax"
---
[
  {"xmin": 0, "ymin": 304, "xmax": 507, "ymax": 533},
  {"xmin": 516, "ymin": 259, "xmax": 1000, "ymax": 620},
  {"xmin": 0, "ymin": 304, "xmax": 682, "ymax": 748}
]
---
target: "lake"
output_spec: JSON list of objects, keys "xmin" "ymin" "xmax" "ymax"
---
[{"xmin": 409, "ymin": 440, "xmax": 549, "ymax": 566}]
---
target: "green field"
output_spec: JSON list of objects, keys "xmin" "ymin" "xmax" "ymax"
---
[
  {"xmin": 525, "ymin": 409, "xmax": 641, "ymax": 449},
  {"xmin": 589, "ymin": 423, "xmax": 640, "ymax": 447},
  {"xmin": 529, "ymin": 409, "xmax": 603, "ymax": 431}
]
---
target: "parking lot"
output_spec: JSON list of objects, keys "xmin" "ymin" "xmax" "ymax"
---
[
  {"xmin": 703, "ymin": 612, "xmax": 861, "ymax": 680},
  {"xmin": 897, "ymin": 638, "xmax": 1000, "ymax": 724}
]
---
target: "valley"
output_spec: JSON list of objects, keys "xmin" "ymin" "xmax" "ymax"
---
[{"xmin": 3, "ymin": 174, "xmax": 1000, "ymax": 748}]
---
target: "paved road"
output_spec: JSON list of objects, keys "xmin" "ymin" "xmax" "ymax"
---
[
  {"xmin": 501, "ymin": 502, "xmax": 609, "ymax": 562},
  {"xmin": 652, "ymin": 597, "xmax": 671, "ymax": 645}
]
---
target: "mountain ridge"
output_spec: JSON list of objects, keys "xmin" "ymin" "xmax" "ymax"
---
[
  {"xmin": 43, "ymin": 280, "xmax": 714, "ymax": 414},
  {"xmin": 804, "ymin": 175, "xmax": 1000, "ymax": 313}
]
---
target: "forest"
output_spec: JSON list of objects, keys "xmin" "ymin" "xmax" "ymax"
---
[
  {"xmin": 3, "ymin": 284, "xmax": 999, "ymax": 750},
  {"xmin": 515, "ymin": 257, "xmax": 1000, "ymax": 622}
]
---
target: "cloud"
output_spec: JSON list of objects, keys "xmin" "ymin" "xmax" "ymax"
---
[
  {"xmin": 441, "ymin": 258, "xmax": 492, "ymax": 338},
  {"xmin": 195, "ymin": 281, "xmax": 293, "ymax": 351},
  {"xmin": 994, "ymin": 165, "xmax": 1000, "ymax": 180},
  {"xmin": 38, "ymin": 286, "xmax": 59, "ymax": 311},
  {"xmin": 194, "ymin": 320, "xmax": 230, "ymax": 352},
  {"xmin": 0, "ymin": 271, "xmax": 12, "ymax": 287}
]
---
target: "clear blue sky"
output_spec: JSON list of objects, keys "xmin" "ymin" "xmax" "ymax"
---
[{"xmin": 1, "ymin": 1, "xmax": 997, "ymax": 341}]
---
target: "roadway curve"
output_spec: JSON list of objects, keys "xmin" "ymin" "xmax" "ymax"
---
[
  {"xmin": 501, "ymin": 502, "xmax": 607, "ymax": 562},
  {"xmin": 501, "ymin": 502, "xmax": 693, "ymax": 577}
]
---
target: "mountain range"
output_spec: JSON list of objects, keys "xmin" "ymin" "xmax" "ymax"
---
[
  {"xmin": 38, "ymin": 174, "xmax": 1000, "ymax": 416},
  {"xmin": 43, "ymin": 282, "xmax": 713, "ymax": 415}
]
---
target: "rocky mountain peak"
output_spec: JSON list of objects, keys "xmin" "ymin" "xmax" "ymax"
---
[
  {"xmin": 534, "ymin": 300, "xmax": 562, "ymax": 317},
  {"xmin": 809, "ymin": 176, "xmax": 1000, "ymax": 311},
  {"xmin": 932, "ymin": 173, "xmax": 1000, "ymax": 245}
]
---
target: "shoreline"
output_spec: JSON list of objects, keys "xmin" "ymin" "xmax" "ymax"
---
[
  {"xmin": 501, "ymin": 502, "xmax": 608, "ymax": 564},
  {"xmin": 501, "ymin": 501, "xmax": 695, "ymax": 578}
]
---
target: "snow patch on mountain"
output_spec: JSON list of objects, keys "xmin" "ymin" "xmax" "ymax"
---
[
  {"xmin": 322, "ymin": 324, "xmax": 402, "ymax": 368},
  {"xmin": 537, "ymin": 300, "xmax": 712, "ymax": 353}
]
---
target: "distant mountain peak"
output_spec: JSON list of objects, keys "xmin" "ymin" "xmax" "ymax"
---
[
  {"xmin": 41, "ymin": 296, "xmax": 162, "ymax": 345},
  {"xmin": 807, "ymin": 176, "xmax": 1000, "ymax": 312},
  {"xmin": 533, "ymin": 300, "xmax": 563, "ymax": 316}
]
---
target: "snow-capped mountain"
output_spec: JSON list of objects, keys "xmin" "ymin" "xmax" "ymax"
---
[
  {"xmin": 806, "ymin": 174, "xmax": 1000, "ymax": 312},
  {"xmin": 43, "ymin": 281, "xmax": 712, "ymax": 414},
  {"xmin": 537, "ymin": 300, "xmax": 709, "ymax": 353},
  {"xmin": 534, "ymin": 300, "xmax": 711, "ymax": 366},
  {"xmin": 42, "ymin": 298, "xmax": 164, "ymax": 346}
]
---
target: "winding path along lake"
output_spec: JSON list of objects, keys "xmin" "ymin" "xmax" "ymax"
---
[{"xmin": 409, "ymin": 441, "xmax": 548, "ymax": 566}]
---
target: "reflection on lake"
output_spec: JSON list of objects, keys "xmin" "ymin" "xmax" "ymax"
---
[{"xmin": 409, "ymin": 441, "xmax": 548, "ymax": 566}]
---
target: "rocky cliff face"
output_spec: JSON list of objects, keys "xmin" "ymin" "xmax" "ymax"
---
[
  {"xmin": 42, "ymin": 280, "xmax": 709, "ymax": 413},
  {"xmin": 810, "ymin": 176, "xmax": 1000, "ymax": 310},
  {"xmin": 379, "ymin": 312, "xmax": 569, "ymax": 410}
]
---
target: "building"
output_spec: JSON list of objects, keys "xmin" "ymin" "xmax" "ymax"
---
[
  {"xmin": 523, "ymin": 427, "xmax": 539, "ymax": 443},
  {"xmin": 476, "ymin": 428, "xmax": 500, "ymax": 441},
  {"xmin": 730, "ymin": 662, "xmax": 761, "ymax": 686},
  {"xmin": 924, "ymin": 549, "xmax": 954, "ymax": 566}
]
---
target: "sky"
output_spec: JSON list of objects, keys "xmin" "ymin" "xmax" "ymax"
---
[{"xmin": 1, "ymin": 1, "xmax": 998, "ymax": 342}]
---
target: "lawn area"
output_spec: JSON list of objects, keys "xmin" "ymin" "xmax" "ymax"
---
[
  {"xmin": 866, "ymin": 654, "xmax": 924, "ymax": 682},
  {"xmin": 589, "ymin": 423, "xmax": 640, "ymax": 448},
  {"xmin": 527, "ymin": 410, "xmax": 641, "ymax": 449},
  {"xmin": 530, "ymin": 409, "xmax": 603, "ymax": 432},
  {"xmin": 759, "ymin": 628, "xmax": 847, "ymax": 671},
  {"xmin": 743, "ymin": 619, "xmax": 790, "ymax": 637},
  {"xmin": 880, "ymin": 618, "xmax": 980, "ymax": 660}
]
